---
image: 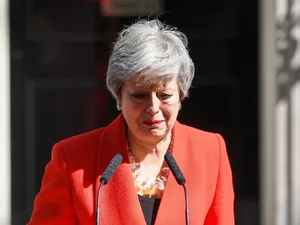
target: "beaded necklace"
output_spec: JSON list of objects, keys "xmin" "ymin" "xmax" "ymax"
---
[{"xmin": 127, "ymin": 136, "xmax": 173, "ymax": 198}]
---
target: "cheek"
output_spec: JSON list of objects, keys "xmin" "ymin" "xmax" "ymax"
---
[
  {"xmin": 162, "ymin": 103, "xmax": 180, "ymax": 118},
  {"xmin": 122, "ymin": 101, "xmax": 142, "ymax": 120}
]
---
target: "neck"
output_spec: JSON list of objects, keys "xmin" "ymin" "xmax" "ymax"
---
[{"xmin": 127, "ymin": 130, "xmax": 172, "ymax": 163}]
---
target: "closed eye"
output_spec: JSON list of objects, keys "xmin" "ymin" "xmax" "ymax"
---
[
  {"xmin": 159, "ymin": 94, "xmax": 172, "ymax": 100},
  {"xmin": 131, "ymin": 93, "xmax": 147, "ymax": 100}
]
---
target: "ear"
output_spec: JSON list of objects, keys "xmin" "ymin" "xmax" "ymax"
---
[
  {"xmin": 115, "ymin": 85, "xmax": 123, "ymax": 104},
  {"xmin": 116, "ymin": 96, "xmax": 121, "ymax": 105},
  {"xmin": 178, "ymin": 88, "xmax": 185, "ymax": 101}
]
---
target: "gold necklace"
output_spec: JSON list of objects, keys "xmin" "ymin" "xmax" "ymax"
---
[{"xmin": 127, "ymin": 137, "xmax": 173, "ymax": 198}]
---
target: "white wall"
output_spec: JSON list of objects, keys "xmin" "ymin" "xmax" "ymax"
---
[
  {"xmin": 260, "ymin": 0, "xmax": 300, "ymax": 224},
  {"xmin": 0, "ymin": 0, "xmax": 11, "ymax": 224},
  {"xmin": 259, "ymin": 0, "xmax": 277, "ymax": 224}
]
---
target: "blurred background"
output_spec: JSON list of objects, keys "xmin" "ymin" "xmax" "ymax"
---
[{"xmin": 0, "ymin": 0, "xmax": 300, "ymax": 224}]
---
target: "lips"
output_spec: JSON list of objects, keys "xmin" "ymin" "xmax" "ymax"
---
[{"xmin": 143, "ymin": 120, "xmax": 164, "ymax": 125}]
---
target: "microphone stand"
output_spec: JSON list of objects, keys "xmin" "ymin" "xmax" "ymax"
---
[
  {"xmin": 183, "ymin": 183, "xmax": 190, "ymax": 225},
  {"xmin": 95, "ymin": 153, "xmax": 123, "ymax": 225},
  {"xmin": 96, "ymin": 181, "xmax": 104, "ymax": 225}
]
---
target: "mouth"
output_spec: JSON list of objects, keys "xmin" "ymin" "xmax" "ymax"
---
[{"xmin": 143, "ymin": 120, "xmax": 164, "ymax": 126}]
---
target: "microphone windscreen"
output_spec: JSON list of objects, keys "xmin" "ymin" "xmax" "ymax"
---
[
  {"xmin": 100, "ymin": 154, "xmax": 123, "ymax": 184},
  {"xmin": 164, "ymin": 152, "xmax": 186, "ymax": 185}
]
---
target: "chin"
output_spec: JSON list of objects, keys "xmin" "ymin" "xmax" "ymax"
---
[{"xmin": 143, "ymin": 129, "xmax": 167, "ymax": 139}]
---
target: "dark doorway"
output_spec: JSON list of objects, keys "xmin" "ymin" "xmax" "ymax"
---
[{"xmin": 10, "ymin": 0, "xmax": 259, "ymax": 224}]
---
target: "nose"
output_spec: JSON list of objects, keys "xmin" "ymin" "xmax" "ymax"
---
[{"xmin": 146, "ymin": 93, "xmax": 160, "ymax": 115}]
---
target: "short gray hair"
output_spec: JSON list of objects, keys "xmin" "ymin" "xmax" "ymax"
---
[{"xmin": 106, "ymin": 19, "xmax": 195, "ymax": 99}]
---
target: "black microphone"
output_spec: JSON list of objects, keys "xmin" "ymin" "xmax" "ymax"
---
[
  {"xmin": 96, "ymin": 153, "xmax": 123, "ymax": 225},
  {"xmin": 164, "ymin": 152, "xmax": 190, "ymax": 225}
]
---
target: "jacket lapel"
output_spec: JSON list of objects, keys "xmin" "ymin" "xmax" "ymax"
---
[
  {"xmin": 94, "ymin": 115, "xmax": 190, "ymax": 225},
  {"xmin": 94, "ymin": 114, "xmax": 146, "ymax": 225},
  {"xmin": 154, "ymin": 121, "xmax": 189, "ymax": 225}
]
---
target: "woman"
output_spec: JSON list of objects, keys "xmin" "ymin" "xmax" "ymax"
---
[{"xmin": 28, "ymin": 19, "xmax": 234, "ymax": 225}]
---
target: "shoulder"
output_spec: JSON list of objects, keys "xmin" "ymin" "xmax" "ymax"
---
[
  {"xmin": 175, "ymin": 122, "xmax": 226, "ymax": 164},
  {"xmin": 176, "ymin": 123, "xmax": 229, "ymax": 177},
  {"xmin": 54, "ymin": 127, "xmax": 106, "ymax": 160},
  {"xmin": 59, "ymin": 127, "xmax": 105, "ymax": 147},
  {"xmin": 180, "ymin": 123, "xmax": 214, "ymax": 137},
  {"xmin": 177, "ymin": 122, "xmax": 222, "ymax": 147}
]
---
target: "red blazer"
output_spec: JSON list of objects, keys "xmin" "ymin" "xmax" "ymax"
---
[{"xmin": 28, "ymin": 114, "xmax": 234, "ymax": 225}]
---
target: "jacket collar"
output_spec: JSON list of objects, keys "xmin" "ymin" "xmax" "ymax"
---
[{"xmin": 95, "ymin": 114, "xmax": 189, "ymax": 224}]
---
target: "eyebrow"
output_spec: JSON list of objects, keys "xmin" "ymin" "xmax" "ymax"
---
[{"xmin": 129, "ymin": 88, "xmax": 176, "ymax": 94}]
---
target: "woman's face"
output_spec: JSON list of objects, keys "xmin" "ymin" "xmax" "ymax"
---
[{"xmin": 119, "ymin": 78, "xmax": 181, "ymax": 142}]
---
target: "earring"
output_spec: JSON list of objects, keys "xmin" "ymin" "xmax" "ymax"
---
[
  {"xmin": 179, "ymin": 104, "xmax": 182, "ymax": 110},
  {"xmin": 116, "ymin": 104, "xmax": 122, "ymax": 111}
]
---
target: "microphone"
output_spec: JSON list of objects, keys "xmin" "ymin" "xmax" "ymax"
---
[
  {"xmin": 164, "ymin": 152, "xmax": 190, "ymax": 225},
  {"xmin": 96, "ymin": 153, "xmax": 123, "ymax": 225}
]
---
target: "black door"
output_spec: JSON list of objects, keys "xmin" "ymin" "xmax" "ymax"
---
[{"xmin": 10, "ymin": 0, "xmax": 259, "ymax": 224}]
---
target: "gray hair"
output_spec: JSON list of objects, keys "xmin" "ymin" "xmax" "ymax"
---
[{"xmin": 106, "ymin": 19, "xmax": 195, "ymax": 99}]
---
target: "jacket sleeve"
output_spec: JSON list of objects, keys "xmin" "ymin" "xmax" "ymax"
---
[
  {"xmin": 204, "ymin": 134, "xmax": 235, "ymax": 225},
  {"xmin": 27, "ymin": 143, "xmax": 77, "ymax": 225}
]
